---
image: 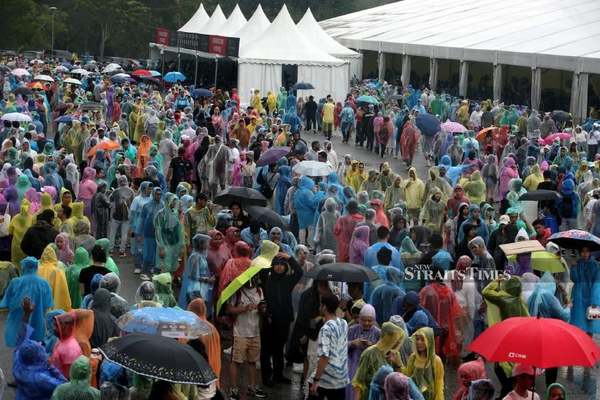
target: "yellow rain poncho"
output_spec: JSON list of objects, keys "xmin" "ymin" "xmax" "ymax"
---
[
  {"xmin": 9, "ymin": 200, "xmax": 33, "ymax": 266},
  {"xmin": 250, "ymin": 90, "xmax": 264, "ymax": 114},
  {"xmin": 65, "ymin": 202, "xmax": 91, "ymax": 237},
  {"xmin": 353, "ymin": 322, "xmax": 405, "ymax": 400},
  {"xmin": 37, "ymin": 245, "xmax": 72, "ymax": 311},
  {"xmin": 404, "ymin": 167, "xmax": 425, "ymax": 210},
  {"xmin": 404, "ymin": 327, "xmax": 444, "ymax": 400},
  {"xmin": 348, "ymin": 162, "xmax": 368, "ymax": 193},
  {"xmin": 267, "ymin": 91, "xmax": 277, "ymax": 113},
  {"xmin": 464, "ymin": 170, "xmax": 486, "ymax": 205},
  {"xmin": 523, "ymin": 164, "xmax": 544, "ymax": 191}
]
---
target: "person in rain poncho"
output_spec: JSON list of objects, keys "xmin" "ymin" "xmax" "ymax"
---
[
  {"xmin": 132, "ymin": 281, "xmax": 161, "ymax": 309},
  {"xmin": 481, "ymin": 155, "xmax": 498, "ymax": 204},
  {"xmin": 352, "ymin": 322, "xmax": 405, "ymax": 400},
  {"xmin": 218, "ymin": 240, "xmax": 252, "ymax": 296},
  {"xmin": 188, "ymin": 298, "xmax": 222, "ymax": 385},
  {"xmin": 419, "ymin": 187, "xmax": 445, "ymax": 234},
  {"xmin": 13, "ymin": 301, "xmax": 67, "ymax": 400},
  {"xmin": 179, "ymin": 234, "xmax": 212, "ymax": 311},
  {"xmin": 90, "ymin": 288, "xmax": 120, "ymax": 349},
  {"xmin": 152, "ymin": 272, "xmax": 177, "ymax": 307},
  {"xmin": 294, "ymin": 176, "xmax": 317, "ymax": 246},
  {"xmin": 315, "ymin": 197, "xmax": 340, "ymax": 253},
  {"xmin": 65, "ymin": 247, "xmax": 89, "ymax": 309},
  {"xmin": 51, "ymin": 355, "xmax": 100, "ymax": 400},
  {"xmin": 53, "ymin": 232, "xmax": 74, "ymax": 265},
  {"xmin": 99, "ymin": 272, "xmax": 128, "ymax": 318},
  {"xmin": 91, "ymin": 180, "xmax": 111, "ymax": 239},
  {"xmin": 154, "ymin": 192, "xmax": 184, "ymax": 273},
  {"xmin": 371, "ymin": 267, "xmax": 405, "ymax": 326},
  {"xmin": 140, "ymin": 187, "xmax": 163, "ymax": 279},
  {"xmin": 198, "ymin": 135, "xmax": 228, "ymax": 198},
  {"xmin": 65, "ymin": 202, "xmax": 91, "ymax": 239},
  {"xmin": 1, "ymin": 257, "xmax": 53, "ymax": 347},
  {"xmin": 346, "ymin": 304, "xmax": 381, "ymax": 399},
  {"xmin": 350, "ymin": 225, "xmax": 370, "ymax": 265},
  {"xmin": 37, "ymin": 245, "xmax": 71, "ymax": 311},
  {"xmin": 424, "ymin": 167, "xmax": 452, "ymax": 204},
  {"xmin": 49, "ymin": 312, "xmax": 83, "ymax": 379},
  {"xmin": 404, "ymin": 327, "xmax": 445, "ymax": 400},
  {"xmin": 385, "ymin": 176, "xmax": 405, "ymax": 211},
  {"xmin": 274, "ymin": 165, "xmax": 292, "ymax": 215},
  {"xmin": 9, "ymin": 199, "xmax": 33, "ymax": 266},
  {"xmin": 523, "ymin": 164, "xmax": 544, "ymax": 192},
  {"xmin": 95, "ymin": 238, "xmax": 119, "ymax": 275},
  {"xmin": 404, "ymin": 167, "xmax": 425, "ymax": 224},
  {"xmin": 569, "ymin": 246, "xmax": 600, "ymax": 334},
  {"xmin": 452, "ymin": 358, "xmax": 487, "ymax": 400},
  {"xmin": 15, "ymin": 174, "xmax": 32, "ymax": 203},
  {"xmin": 498, "ymin": 158, "xmax": 519, "ymax": 200},
  {"xmin": 463, "ymin": 170, "xmax": 486, "ymax": 206},
  {"xmin": 79, "ymin": 167, "xmax": 97, "ymax": 220}
]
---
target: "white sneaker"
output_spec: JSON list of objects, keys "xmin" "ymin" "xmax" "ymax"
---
[
  {"xmin": 140, "ymin": 274, "xmax": 150, "ymax": 281},
  {"xmin": 292, "ymin": 363, "xmax": 304, "ymax": 374},
  {"xmin": 223, "ymin": 347, "xmax": 232, "ymax": 355},
  {"xmin": 134, "ymin": 268, "xmax": 141, "ymax": 274}
]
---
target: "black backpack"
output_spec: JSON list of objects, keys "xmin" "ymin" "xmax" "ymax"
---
[{"xmin": 560, "ymin": 194, "xmax": 574, "ymax": 218}]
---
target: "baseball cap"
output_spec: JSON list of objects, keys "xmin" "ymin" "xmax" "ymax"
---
[{"xmin": 499, "ymin": 215, "xmax": 510, "ymax": 225}]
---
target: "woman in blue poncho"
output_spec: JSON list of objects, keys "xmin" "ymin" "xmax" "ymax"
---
[
  {"xmin": 179, "ymin": 234, "xmax": 212, "ymax": 312},
  {"xmin": 274, "ymin": 165, "xmax": 292, "ymax": 215},
  {"xmin": 569, "ymin": 246, "xmax": 600, "ymax": 334},
  {"xmin": 294, "ymin": 176, "xmax": 317, "ymax": 245}
]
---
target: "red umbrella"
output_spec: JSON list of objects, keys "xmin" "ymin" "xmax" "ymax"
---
[
  {"xmin": 132, "ymin": 69, "xmax": 152, "ymax": 78},
  {"xmin": 469, "ymin": 316, "xmax": 600, "ymax": 368}
]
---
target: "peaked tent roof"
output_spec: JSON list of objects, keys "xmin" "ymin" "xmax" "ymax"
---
[
  {"xmin": 178, "ymin": 3, "xmax": 210, "ymax": 33},
  {"xmin": 240, "ymin": 4, "xmax": 344, "ymax": 65},
  {"xmin": 200, "ymin": 5, "xmax": 227, "ymax": 35},
  {"xmin": 219, "ymin": 5, "xmax": 247, "ymax": 37},
  {"xmin": 297, "ymin": 8, "xmax": 359, "ymax": 58},
  {"xmin": 235, "ymin": 5, "xmax": 271, "ymax": 48}
]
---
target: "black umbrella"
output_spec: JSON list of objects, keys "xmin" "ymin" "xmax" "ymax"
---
[
  {"xmin": 14, "ymin": 87, "xmax": 33, "ymax": 96},
  {"xmin": 246, "ymin": 205, "xmax": 288, "ymax": 229},
  {"xmin": 292, "ymin": 82, "xmax": 315, "ymax": 90},
  {"xmin": 99, "ymin": 333, "xmax": 216, "ymax": 385},
  {"xmin": 214, "ymin": 186, "xmax": 268, "ymax": 207},
  {"xmin": 552, "ymin": 110, "xmax": 571, "ymax": 123},
  {"xmin": 305, "ymin": 262, "xmax": 378, "ymax": 283},
  {"xmin": 519, "ymin": 190, "xmax": 562, "ymax": 202}
]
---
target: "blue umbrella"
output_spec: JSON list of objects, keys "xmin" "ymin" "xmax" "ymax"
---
[
  {"xmin": 416, "ymin": 113, "xmax": 441, "ymax": 136},
  {"xmin": 549, "ymin": 229, "xmax": 600, "ymax": 251},
  {"xmin": 55, "ymin": 115, "xmax": 75, "ymax": 123},
  {"xmin": 292, "ymin": 82, "xmax": 314, "ymax": 90},
  {"xmin": 149, "ymin": 70, "xmax": 162, "ymax": 77},
  {"xmin": 356, "ymin": 95, "xmax": 379, "ymax": 105},
  {"xmin": 164, "ymin": 71, "xmax": 186, "ymax": 83},
  {"xmin": 61, "ymin": 62, "xmax": 73, "ymax": 70},
  {"xmin": 117, "ymin": 307, "xmax": 212, "ymax": 339},
  {"xmin": 192, "ymin": 88, "xmax": 213, "ymax": 99}
]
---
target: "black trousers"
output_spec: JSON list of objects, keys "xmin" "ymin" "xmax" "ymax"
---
[
  {"xmin": 260, "ymin": 318, "xmax": 291, "ymax": 381},
  {"xmin": 306, "ymin": 116, "xmax": 317, "ymax": 131},
  {"xmin": 308, "ymin": 387, "xmax": 345, "ymax": 400}
]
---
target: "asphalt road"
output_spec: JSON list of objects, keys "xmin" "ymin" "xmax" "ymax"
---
[{"xmin": 0, "ymin": 133, "xmax": 595, "ymax": 399}]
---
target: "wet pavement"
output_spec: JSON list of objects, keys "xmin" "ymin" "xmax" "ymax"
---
[{"xmin": 0, "ymin": 135, "xmax": 597, "ymax": 399}]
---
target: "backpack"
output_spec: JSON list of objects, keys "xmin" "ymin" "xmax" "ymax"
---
[
  {"xmin": 560, "ymin": 194, "xmax": 574, "ymax": 218},
  {"xmin": 113, "ymin": 195, "xmax": 129, "ymax": 221}
]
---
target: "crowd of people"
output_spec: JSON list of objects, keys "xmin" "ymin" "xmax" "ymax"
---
[{"xmin": 0, "ymin": 54, "xmax": 595, "ymax": 400}]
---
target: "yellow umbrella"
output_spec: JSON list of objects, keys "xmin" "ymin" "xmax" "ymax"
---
[{"xmin": 507, "ymin": 250, "xmax": 564, "ymax": 273}]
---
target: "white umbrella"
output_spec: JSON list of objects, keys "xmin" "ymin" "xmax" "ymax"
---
[
  {"xmin": 292, "ymin": 160, "xmax": 335, "ymax": 177},
  {"xmin": 34, "ymin": 74, "xmax": 54, "ymax": 82},
  {"xmin": 1, "ymin": 112, "xmax": 32, "ymax": 122},
  {"xmin": 112, "ymin": 73, "xmax": 131, "ymax": 79},
  {"xmin": 29, "ymin": 59, "xmax": 44, "ymax": 65},
  {"xmin": 102, "ymin": 63, "xmax": 122, "ymax": 74},
  {"xmin": 55, "ymin": 65, "xmax": 69, "ymax": 73},
  {"xmin": 71, "ymin": 68, "xmax": 90, "ymax": 76},
  {"xmin": 11, "ymin": 68, "xmax": 30, "ymax": 77},
  {"xmin": 64, "ymin": 78, "xmax": 82, "ymax": 85}
]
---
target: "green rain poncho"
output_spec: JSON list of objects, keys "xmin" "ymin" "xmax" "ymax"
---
[
  {"xmin": 51, "ymin": 355, "xmax": 100, "ymax": 400},
  {"xmin": 94, "ymin": 238, "xmax": 119, "ymax": 276},
  {"xmin": 154, "ymin": 193, "xmax": 184, "ymax": 273},
  {"xmin": 353, "ymin": 322, "xmax": 405, "ymax": 400},
  {"xmin": 9, "ymin": 200, "xmax": 33, "ymax": 267},
  {"xmin": 152, "ymin": 272, "xmax": 178, "ymax": 307},
  {"xmin": 66, "ymin": 247, "xmax": 90, "ymax": 309}
]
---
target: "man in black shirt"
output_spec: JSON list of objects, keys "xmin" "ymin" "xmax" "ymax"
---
[
  {"xmin": 304, "ymin": 96, "xmax": 317, "ymax": 133},
  {"xmin": 168, "ymin": 146, "xmax": 193, "ymax": 193},
  {"xmin": 79, "ymin": 244, "xmax": 112, "ymax": 296}
]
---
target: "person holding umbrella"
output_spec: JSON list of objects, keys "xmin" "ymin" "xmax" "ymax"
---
[{"xmin": 503, "ymin": 364, "xmax": 540, "ymax": 400}]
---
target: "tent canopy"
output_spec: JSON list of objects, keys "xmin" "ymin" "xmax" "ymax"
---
[
  {"xmin": 320, "ymin": 0, "xmax": 600, "ymax": 74},
  {"xmin": 297, "ymin": 8, "xmax": 359, "ymax": 58},
  {"xmin": 178, "ymin": 3, "xmax": 209, "ymax": 33},
  {"xmin": 219, "ymin": 5, "xmax": 247, "ymax": 37},
  {"xmin": 240, "ymin": 5, "xmax": 344, "ymax": 66},
  {"xmin": 235, "ymin": 5, "xmax": 271, "ymax": 50},
  {"xmin": 199, "ymin": 5, "xmax": 227, "ymax": 35}
]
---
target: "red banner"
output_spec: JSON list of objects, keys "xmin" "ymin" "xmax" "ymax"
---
[
  {"xmin": 208, "ymin": 36, "xmax": 228, "ymax": 56},
  {"xmin": 155, "ymin": 27, "xmax": 170, "ymax": 46}
]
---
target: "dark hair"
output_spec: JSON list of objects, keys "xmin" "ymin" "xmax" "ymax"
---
[
  {"xmin": 196, "ymin": 192, "xmax": 208, "ymax": 202},
  {"xmin": 347, "ymin": 200, "xmax": 359, "ymax": 214},
  {"xmin": 249, "ymin": 221, "xmax": 261, "ymax": 234},
  {"xmin": 376, "ymin": 247, "xmax": 392, "ymax": 265},
  {"xmin": 36, "ymin": 209, "xmax": 55, "ymax": 224},
  {"xmin": 61, "ymin": 205, "xmax": 72, "ymax": 219},
  {"xmin": 91, "ymin": 244, "xmax": 107, "ymax": 263},
  {"xmin": 532, "ymin": 218, "xmax": 544, "ymax": 227},
  {"xmin": 430, "ymin": 233, "xmax": 443, "ymax": 250},
  {"xmin": 543, "ymin": 170, "xmax": 552, "ymax": 179},
  {"xmin": 376, "ymin": 225, "xmax": 390, "ymax": 240},
  {"xmin": 320, "ymin": 293, "xmax": 340, "ymax": 314}
]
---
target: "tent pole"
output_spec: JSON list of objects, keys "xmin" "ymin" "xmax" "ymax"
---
[
  {"xmin": 214, "ymin": 58, "xmax": 219, "ymax": 88},
  {"xmin": 194, "ymin": 53, "xmax": 198, "ymax": 86}
]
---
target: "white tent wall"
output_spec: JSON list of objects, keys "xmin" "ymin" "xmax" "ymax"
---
[
  {"xmin": 238, "ymin": 63, "xmax": 282, "ymax": 105},
  {"xmin": 348, "ymin": 56, "xmax": 363, "ymax": 81},
  {"xmin": 297, "ymin": 63, "xmax": 349, "ymax": 101}
]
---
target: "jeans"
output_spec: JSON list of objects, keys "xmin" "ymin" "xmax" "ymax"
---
[
  {"xmin": 341, "ymin": 122, "xmax": 352, "ymax": 142},
  {"xmin": 109, "ymin": 218, "xmax": 130, "ymax": 253}
]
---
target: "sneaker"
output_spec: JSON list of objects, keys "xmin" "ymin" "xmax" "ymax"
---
[
  {"xmin": 223, "ymin": 347, "xmax": 232, "ymax": 355},
  {"xmin": 133, "ymin": 268, "xmax": 141, "ymax": 274},
  {"xmin": 248, "ymin": 386, "xmax": 267, "ymax": 398},
  {"xmin": 140, "ymin": 274, "xmax": 150, "ymax": 281},
  {"xmin": 229, "ymin": 387, "xmax": 240, "ymax": 400}
]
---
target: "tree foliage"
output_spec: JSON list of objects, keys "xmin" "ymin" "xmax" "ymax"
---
[{"xmin": 1, "ymin": 0, "xmax": 394, "ymax": 58}]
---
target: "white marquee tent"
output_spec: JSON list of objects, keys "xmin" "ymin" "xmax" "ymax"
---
[
  {"xmin": 178, "ymin": 3, "xmax": 209, "ymax": 33},
  {"xmin": 219, "ymin": 5, "xmax": 247, "ymax": 37},
  {"xmin": 199, "ymin": 5, "xmax": 227, "ymax": 35},
  {"xmin": 297, "ymin": 8, "xmax": 362, "ymax": 80},
  {"xmin": 235, "ymin": 5, "xmax": 271, "ymax": 51},
  {"xmin": 238, "ymin": 5, "xmax": 349, "ymax": 104}
]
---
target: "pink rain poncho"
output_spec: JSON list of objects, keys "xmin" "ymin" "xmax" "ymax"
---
[{"xmin": 349, "ymin": 225, "xmax": 370, "ymax": 265}]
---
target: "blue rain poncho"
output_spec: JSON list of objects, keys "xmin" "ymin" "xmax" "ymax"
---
[
  {"xmin": 154, "ymin": 193, "xmax": 184, "ymax": 273},
  {"xmin": 179, "ymin": 234, "xmax": 212, "ymax": 312},
  {"xmin": 569, "ymin": 257, "xmax": 600, "ymax": 334},
  {"xmin": 370, "ymin": 268, "xmax": 406, "ymax": 326},
  {"xmin": 274, "ymin": 166, "xmax": 292, "ymax": 215},
  {"xmin": 14, "ymin": 322, "xmax": 67, "ymax": 400},
  {"xmin": 1, "ymin": 257, "xmax": 53, "ymax": 347},
  {"xmin": 527, "ymin": 272, "xmax": 570, "ymax": 321},
  {"xmin": 129, "ymin": 182, "xmax": 153, "ymax": 236},
  {"xmin": 364, "ymin": 242, "xmax": 404, "ymax": 271},
  {"xmin": 294, "ymin": 176, "xmax": 317, "ymax": 230}
]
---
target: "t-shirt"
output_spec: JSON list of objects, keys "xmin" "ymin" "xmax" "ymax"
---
[
  {"xmin": 169, "ymin": 157, "xmax": 193, "ymax": 185},
  {"xmin": 314, "ymin": 317, "xmax": 349, "ymax": 389},
  {"xmin": 79, "ymin": 265, "xmax": 111, "ymax": 295},
  {"xmin": 503, "ymin": 390, "xmax": 540, "ymax": 400},
  {"xmin": 231, "ymin": 286, "xmax": 263, "ymax": 338}
]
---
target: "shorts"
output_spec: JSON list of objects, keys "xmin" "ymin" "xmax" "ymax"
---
[{"xmin": 232, "ymin": 336, "xmax": 260, "ymax": 364}]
